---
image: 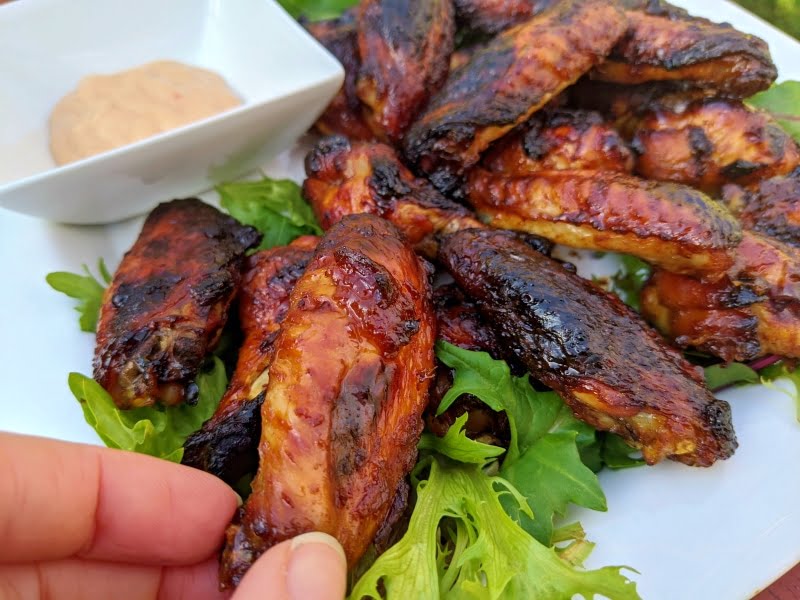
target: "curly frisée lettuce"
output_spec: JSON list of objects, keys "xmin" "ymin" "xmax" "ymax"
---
[
  {"xmin": 68, "ymin": 358, "xmax": 228, "ymax": 462},
  {"xmin": 349, "ymin": 457, "xmax": 639, "ymax": 600}
]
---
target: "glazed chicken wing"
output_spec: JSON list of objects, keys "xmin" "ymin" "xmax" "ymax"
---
[
  {"xmin": 724, "ymin": 170, "xmax": 800, "ymax": 247},
  {"xmin": 593, "ymin": 0, "xmax": 777, "ymax": 97},
  {"xmin": 641, "ymin": 269, "xmax": 800, "ymax": 361},
  {"xmin": 403, "ymin": 0, "xmax": 627, "ymax": 196},
  {"xmin": 181, "ymin": 237, "xmax": 318, "ymax": 485},
  {"xmin": 466, "ymin": 168, "xmax": 742, "ymax": 276},
  {"xmin": 303, "ymin": 136, "xmax": 485, "ymax": 257},
  {"xmin": 453, "ymin": 0, "xmax": 551, "ymax": 34},
  {"xmin": 220, "ymin": 214, "xmax": 436, "ymax": 587},
  {"xmin": 357, "ymin": 0, "xmax": 455, "ymax": 142},
  {"xmin": 94, "ymin": 199, "xmax": 260, "ymax": 409},
  {"xmin": 440, "ymin": 228, "xmax": 737, "ymax": 466},
  {"xmin": 483, "ymin": 108, "xmax": 634, "ymax": 175},
  {"xmin": 305, "ymin": 12, "xmax": 375, "ymax": 141},
  {"xmin": 632, "ymin": 100, "xmax": 800, "ymax": 194}
]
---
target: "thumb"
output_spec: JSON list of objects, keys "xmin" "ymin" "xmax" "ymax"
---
[{"xmin": 231, "ymin": 532, "xmax": 348, "ymax": 600}]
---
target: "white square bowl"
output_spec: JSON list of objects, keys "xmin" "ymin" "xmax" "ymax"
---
[{"xmin": 0, "ymin": 0, "xmax": 343, "ymax": 224}]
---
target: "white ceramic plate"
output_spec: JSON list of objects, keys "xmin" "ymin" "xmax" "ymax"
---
[
  {"xmin": 0, "ymin": 2, "xmax": 798, "ymax": 599},
  {"xmin": 0, "ymin": 0, "xmax": 342, "ymax": 224}
]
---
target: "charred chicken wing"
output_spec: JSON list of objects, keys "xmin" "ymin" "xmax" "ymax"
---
[
  {"xmin": 593, "ymin": 0, "xmax": 777, "ymax": 97},
  {"xmin": 632, "ymin": 100, "xmax": 800, "ymax": 194},
  {"xmin": 453, "ymin": 0, "xmax": 551, "ymax": 34},
  {"xmin": 641, "ymin": 269, "xmax": 800, "ymax": 361},
  {"xmin": 220, "ymin": 214, "xmax": 435, "ymax": 587},
  {"xmin": 440, "ymin": 228, "xmax": 737, "ymax": 466},
  {"xmin": 303, "ymin": 136, "xmax": 484, "ymax": 256},
  {"xmin": 724, "ymin": 170, "xmax": 800, "ymax": 247},
  {"xmin": 94, "ymin": 199, "xmax": 260, "ymax": 409},
  {"xmin": 466, "ymin": 168, "xmax": 742, "ymax": 276},
  {"xmin": 357, "ymin": 0, "xmax": 455, "ymax": 142},
  {"xmin": 181, "ymin": 237, "xmax": 318, "ymax": 485},
  {"xmin": 403, "ymin": 0, "xmax": 627, "ymax": 196},
  {"xmin": 483, "ymin": 108, "xmax": 634, "ymax": 175},
  {"xmin": 305, "ymin": 12, "xmax": 375, "ymax": 141}
]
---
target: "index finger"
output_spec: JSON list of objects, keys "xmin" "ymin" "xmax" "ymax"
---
[{"xmin": 0, "ymin": 432, "xmax": 237, "ymax": 565}]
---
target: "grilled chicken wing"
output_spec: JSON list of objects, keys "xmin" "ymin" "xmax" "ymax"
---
[
  {"xmin": 641, "ymin": 269, "xmax": 800, "ymax": 361},
  {"xmin": 305, "ymin": 12, "xmax": 375, "ymax": 141},
  {"xmin": 453, "ymin": 0, "xmax": 551, "ymax": 34},
  {"xmin": 403, "ymin": 0, "xmax": 627, "ymax": 196},
  {"xmin": 357, "ymin": 0, "xmax": 455, "ymax": 142},
  {"xmin": 220, "ymin": 214, "xmax": 435, "ymax": 587},
  {"xmin": 724, "ymin": 170, "xmax": 800, "ymax": 247},
  {"xmin": 483, "ymin": 108, "xmax": 634, "ymax": 175},
  {"xmin": 593, "ymin": 0, "xmax": 777, "ymax": 97},
  {"xmin": 94, "ymin": 199, "xmax": 260, "ymax": 409},
  {"xmin": 303, "ymin": 136, "xmax": 485, "ymax": 257},
  {"xmin": 181, "ymin": 237, "xmax": 318, "ymax": 485},
  {"xmin": 440, "ymin": 228, "xmax": 737, "ymax": 466},
  {"xmin": 467, "ymin": 168, "xmax": 741, "ymax": 276},
  {"xmin": 632, "ymin": 100, "xmax": 800, "ymax": 194}
]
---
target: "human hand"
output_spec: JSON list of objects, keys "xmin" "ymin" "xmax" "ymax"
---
[{"xmin": 0, "ymin": 432, "xmax": 347, "ymax": 600}]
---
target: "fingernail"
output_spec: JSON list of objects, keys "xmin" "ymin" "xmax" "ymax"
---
[
  {"xmin": 233, "ymin": 491, "xmax": 244, "ymax": 507},
  {"xmin": 287, "ymin": 532, "xmax": 347, "ymax": 600}
]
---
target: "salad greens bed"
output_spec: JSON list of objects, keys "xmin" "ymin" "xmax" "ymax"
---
[{"xmin": 45, "ymin": 3, "xmax": 800, "ymax": 596}]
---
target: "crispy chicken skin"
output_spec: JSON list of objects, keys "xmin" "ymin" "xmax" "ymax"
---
[
  {"xmin": 632, "ymin": 100, "xmax": 800, "ymax": 194},
  {"xmin": 724, "ymin": 170, "xmax": 800, "ymax": 247},
  {"xmin": 303, "ymin": 136, "xmax": 484, "ymax": 257},
  {"xmin": 483, "ymin": 108, "xmax": 634, "ymax": 175},
  {"xmin": 220, "ymin": 215, "xmax": 436, "ymax": 587},
  {"xmin": 357, "ymin": 0, "xmax": 455, "ymax": 142},
  {"xmin": 593, "ymin": 0, "xmax": 777, "ymax": 97},
  {"xmin": 305, "ymin": 12, "xmax": 375, "ymax": 141},
  {"xmin": 440, "ymin": 228, "xmax": 737, "ymax": 466},
  {"xmin": 453, "ymin": 0, "xmax": 551, "ymax": 34},
  {"xmin": 403, "ymin": 0, "xmax": 627, "ymax": 196},
  {"xmin": 181, "ymin": 237, "xmax": 318, "ymax": 485},
  {"xmin": 641, "ymin": 269, "xmax": 800, "ymax": 361},
  {"xmin": 467, "ymin": 168, "xmax": 742, "ymax": 276},
  {"xmin": 94, "ymin": 199, "xmax": 261, "ymax": 409}
]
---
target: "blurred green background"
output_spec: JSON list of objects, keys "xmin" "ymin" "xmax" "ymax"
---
[{"xmin": 733, "ymin": 0, "xmax": 800, "ymax": 39}]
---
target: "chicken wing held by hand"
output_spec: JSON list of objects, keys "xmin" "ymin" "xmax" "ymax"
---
[
  {"xmin": 632, "ymin": 100, "xmax": 800, "ymax": 194},
  {"xmin": 220, "ymin": 214, "xmax": 436, "ymax": 588},
  {"xmin": 466, "ymin": 168, "xmax": 742, "ymax": 277},
  {"xmin": 403, "ymin": 0, "xmax": 627, "ymax": 196},
  {"xmin": 440, "ymin": 228, "xmax": 737, "ymax": 466},
  {"xmin": 303, "ymin": 136, "xmax": 485, "ymax": 257},
  {"xmin": 181, "ymin": 237, "xmax": 318, "ymax": 485},
  {"xmin": 593, "ymin": 0, "xmax": 776, "ymax": 97},
  {"xmin": 94, "ymin": 199, "xmax": 261, "ymax": 409},
  {"xmin": 483, "ymin": 108, "xmax": 634, "ymax": 175},
  {"xmin": 357, "ymin": 0, "xmax": 455, "ymax": 142}
]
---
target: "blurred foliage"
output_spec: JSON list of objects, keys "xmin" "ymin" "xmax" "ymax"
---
[{"xmin": 733, "ymin": 0, "xmax": 800, "ymax": 40}]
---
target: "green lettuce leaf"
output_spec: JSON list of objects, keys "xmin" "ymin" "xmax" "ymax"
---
[
  {"xmin": 278, "ymin": 0, "xmax": 358, "ymax": 21},
  {"xmin": 748, "ymin": 81, "xmax": 800, "ymax": 143},
  {"xmin": 605, "ymin": 255, "xmax": 652, "ymax": 312},
  {"xmin": 436, "ymin": 342, "xmax": 606, "ymax": 546},
  {"xmin": 704, "ymin": 362, "xmax": 760, "ymax": 391},
  {"xmin": 217, "ymin": 177, "xmax": 322, "ymax": 250},
  {"xmin": 349, "ymin": 457, "xmax": 639, "ymax": 600},
  {"xmin": 760, "ymin": 361, "xmax": 800, "ymax": 422},
  {"xmin": 45, "ymin": 259, "xmax": 112, "ymax": 332},
  {"xmin": 601, "ymin": 434, "xmax": 646, "ymax": 470},
  {"xmin": 733, "ymin": 0, "xmax": 800, "ymax": 40},
  {"xmin": 418, "ymin": 413, "xmax": 505, "ymax": 465},
  {"xmin": 68, "ymin": 357, "xmax": 228, "ymax": 462}
]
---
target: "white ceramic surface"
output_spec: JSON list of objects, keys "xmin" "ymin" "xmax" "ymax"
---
[
  {"xmin": 0, "ymin": 2, "xmax": 798, "ymax": 599},
  {"xmin": 0, "ymin": 0, "xmax": 343, "ymax": 224}
]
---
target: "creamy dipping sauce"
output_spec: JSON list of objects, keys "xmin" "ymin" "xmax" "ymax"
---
[{"xmin": 49, "ymin": 60, "xmax": 242, "ymax": 165}]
